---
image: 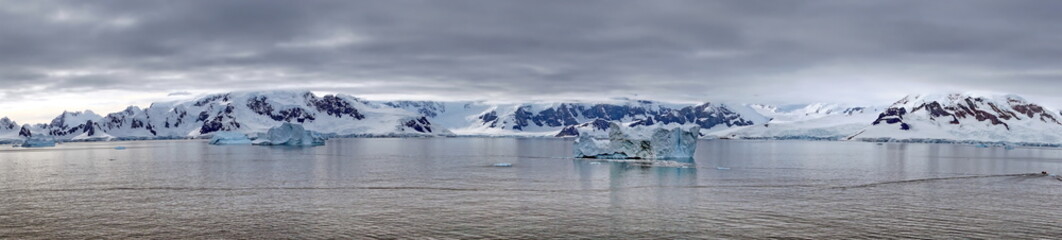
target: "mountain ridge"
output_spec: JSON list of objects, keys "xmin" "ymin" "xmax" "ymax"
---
[{"xmin": 3, "ymin": 91, "xmax": 1062, "ymax": 146}]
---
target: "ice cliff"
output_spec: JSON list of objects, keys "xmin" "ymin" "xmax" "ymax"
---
[
  {"xmin": 252, "ymin": 123, "xmax": 326, "ymax": 146},
  {"xmin": 20, "ymin": 136, "xmax": 56, "ymax": 148},
  {"xmin": 574, "ymin": 122, "xmax": 698, "ymax": 159}
]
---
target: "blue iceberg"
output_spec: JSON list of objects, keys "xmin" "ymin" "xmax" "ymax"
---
[
  {"xmin": 20, "ymin": 137, "xmax": 56, "ymax": 148},
  {"xmin": 253, "ymin": 123, "xmax": 326, "ymax": 146}
]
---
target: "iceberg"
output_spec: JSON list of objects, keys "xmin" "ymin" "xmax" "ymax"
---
[
  {"xmin": 252, "ymin": 123, "xmax": 327, "ymax": 146},
  {"xmin": 574, "ymin": 122, "xmax": 699, "ymax": 159},
  {"xmin": 20, "ymin": 137, "xmax": 56, "ymax": 148},
  {"xmin": 209, "ymin": 131, "xmax": 252, "ymax": 145}
]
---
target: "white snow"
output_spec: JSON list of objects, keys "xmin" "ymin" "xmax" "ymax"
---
[
  {"xmin": 711, "ymin": 104, "xmax": 883, "ymax": 140},
  {"xmin": 252, "ymin": 123, "xmax": 327, "ymax": 146},
  {"xmin": 208, "ymin": 131, "xmax": 252, "ymax": 145},
  {"xmin": 52, "ymin": 110, "xmax": 103, "ymax": 127},
  {"xmin": 70, "ymin": 130, "xmax": 113, "ymax": 141}
]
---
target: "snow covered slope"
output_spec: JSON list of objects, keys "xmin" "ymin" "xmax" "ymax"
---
[
  {"xmin": 751, "ymin": 103, "xmax": 878, "ymax": 123},
  {"xmin": 713, "ymin": 104, "xmax": 884, "ymax": 140},
  {"xmin": 849, "ymin": 93, "xmax": 1062, "ymax": 143}
]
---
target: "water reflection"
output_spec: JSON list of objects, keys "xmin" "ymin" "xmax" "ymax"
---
[
  {"xmin": 572, "ymin": 159, "xmax": 698, "ymax": 188},
  {"xmin": 2, "ymin": 139, "xmax": 1061, "ymax": 239}
]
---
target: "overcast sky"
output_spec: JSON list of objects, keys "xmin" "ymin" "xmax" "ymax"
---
[{"xmin": 2, "ymin": 0, "xmax": 1062, "ymax": 123}]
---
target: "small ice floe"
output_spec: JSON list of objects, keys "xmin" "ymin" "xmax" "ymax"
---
[
  {"xmin": 974, "ymin": 144, "xmax": 990, "ymax": 148},
  {"xmin": 492, "ymin": 163, "xmax": 513, "ymax": 167},
  {"xmin": 589, "ymin": 162, "xmax": 603, "ymax": 165},
  {"xmin": 1004, "ymin": 145, "xmax": 1016, "ymax": 150},
  {"xmin": 209, "ymin": 131, "xmax": 252, "ymax": 145},
  {"xmin": 716, "ymin": 167, "xmax": 731, "ymax": 170},
  {"xmin": 113, "ymin": 146, "xmax": 127, "ymax": 150}
]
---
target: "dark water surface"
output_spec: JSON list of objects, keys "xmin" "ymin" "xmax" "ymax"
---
[{"xmin": 1, "ymin": 138, "xmax": 1060, "ymax": 239}]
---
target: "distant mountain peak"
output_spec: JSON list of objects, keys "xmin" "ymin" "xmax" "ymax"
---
[{"xmin": 853, "ymin": 92, "xmax": 1062, "ymax": 143}]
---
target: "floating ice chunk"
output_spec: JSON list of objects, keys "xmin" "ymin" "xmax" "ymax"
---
[
  {"xmin": 209, "ymin": 131, "xmax": 252, "ymax": 145},
  {"xmin": 974, "ymin": 144, "xmax": 990, "ymax": 148},
  {"xmin": 114, "ymin": 146, "xmax": 127, "ymax": 150},
  {"xmin": 649, "ymin": 126, "xmax": 699, "ymax": 159},
  {"xmin": 20, "ymin": 137, "xmax": 56, "ymax": 148},
  {"xmin": 574, "ymin": 122, "xmax": 699, "ymax": 160},
  {"xmin": 252, "ymin": 123, "xmax": 326, "ymax": 146},
  {"xmin": 492, "ymin": 163, "xmax": 513, "ymax": 167},
  {"xmin": 716, "ymin": 167, "xmax": 731, "ymax": 170}
]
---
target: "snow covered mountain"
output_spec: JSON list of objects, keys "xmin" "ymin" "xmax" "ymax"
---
[
  {"xmin": 848, "ymin": 93, "xmax": 1062, "ymax": 143},
  {"xmin": 0, "ymin": 117, "xmax": 25, "ymax": 142},
  {"xmin": 19, "ymin": 110, "xmax": 110, "ymax": 141},
  {"xmin": 5, "ymin": 91, "xmax": 1062, "ymax": 145},
  {"xmin": 722, "ymin": 93, "xmax": 1062, "ymax": 144},
  {"xmin": 381, "ymin": 100, "xmax": 769, "ymax": 137},
  {"xmin": 15, "ymin": 91, "xmax": 449, "ymax": 141}
]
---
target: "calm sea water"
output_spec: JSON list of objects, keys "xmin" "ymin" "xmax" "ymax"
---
[{"xmin": 1, "ymin": 138, "xmax": 1060, "ymax": 239}]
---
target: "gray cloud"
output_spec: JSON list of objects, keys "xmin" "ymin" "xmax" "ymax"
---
[{"xmin": 2, "ymin": 0, "xmax": 1062, "ymax": 110}]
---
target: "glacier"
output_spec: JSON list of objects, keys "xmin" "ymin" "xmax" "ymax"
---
[
  {"xmin": 711, "ymin": 104, "xmax": 885, "ymax": 140},
  {"xmin": 252, "ymin": 123, "xmax": 327, "ymax": 146},
  {"xmin": 208, "ymin": 131, "xmax": 252, "ymax": 145},
  {"xmin": 574, "ymin": 122, "xmax": 699, "ymax": 159}
]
